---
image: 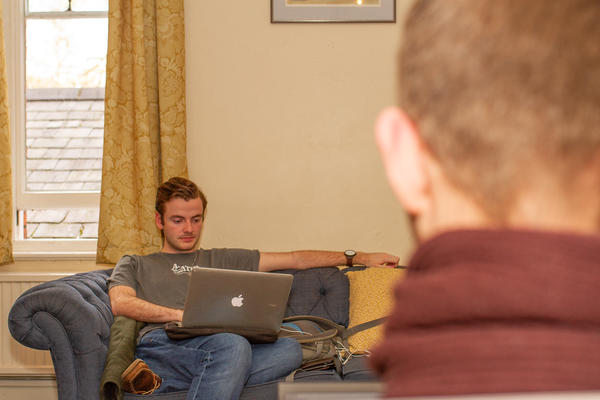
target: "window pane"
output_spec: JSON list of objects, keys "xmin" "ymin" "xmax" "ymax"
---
[
  {"xmin": 26, "ymin": 18, "xmax": 107, "ymax": 88},
  {"xmin": 25, "ymin": 91, "xmax": 104, "ymax": 192},
  {"xmin": 25, "ymin": 17, "xmax": 106, "ymax": 194},
  {"xmin": 71, "ymin": 0, "xmax": 109, "ymax": 12},
  {"xmin": 20, "ymin": 208, "xmax": 99, "ymax": 239},
  {"xmin": 28, "ymin": 0, "xmax": 69, "ymax": 12},
  {"xmin": 27, "ymin": 0, "xmax": 108, "ymax": 12}
]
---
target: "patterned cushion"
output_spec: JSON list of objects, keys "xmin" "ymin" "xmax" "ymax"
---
[{"xmin": 344, "ymin": 266, "xmax": 405, "ymax": 353}]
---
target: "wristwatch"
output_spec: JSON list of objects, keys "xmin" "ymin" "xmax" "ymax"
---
[{"xmin": 344, "ymin": 249, "xmax": 356, "ymax": 267}]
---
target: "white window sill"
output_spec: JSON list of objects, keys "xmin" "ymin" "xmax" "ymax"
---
[{"xmin": 12, "ymin": 239, "xmax": 97, "ymax": 260}]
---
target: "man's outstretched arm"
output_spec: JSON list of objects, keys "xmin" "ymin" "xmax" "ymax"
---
[
  {"xmin": 109, "ymin": 285, "xmax": 183, "ymax": 322},
  {"xmin": 258, "ymin": 250, "xmax": 399, "ymax": 272}
]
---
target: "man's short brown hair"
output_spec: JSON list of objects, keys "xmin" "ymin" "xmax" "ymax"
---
[
  {"xmin": 155, "ymin": 176, "xmax": 207, "ymax": 218},
  {"xmin": 401, "ymin": 0, "xmax": 600, "ymax": 220}
]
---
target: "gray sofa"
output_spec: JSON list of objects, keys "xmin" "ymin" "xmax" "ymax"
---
[{"xmin": 8, "ymin": 267, "xmax": 377, "ymax": 400}]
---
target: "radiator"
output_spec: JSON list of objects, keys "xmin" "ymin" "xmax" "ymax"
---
[{"xmin": 0, "ymin": 273, "xmax": 70, "ymax": 376}]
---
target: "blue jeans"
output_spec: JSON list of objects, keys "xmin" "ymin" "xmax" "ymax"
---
[{"xmin": 135, "ymin": 329, "xmax": 302, "ymax": 400}]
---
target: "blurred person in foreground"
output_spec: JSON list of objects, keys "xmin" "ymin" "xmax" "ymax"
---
[{"xmin": 370, "ymin": 0, "xmax": 600, "ymax": 397}]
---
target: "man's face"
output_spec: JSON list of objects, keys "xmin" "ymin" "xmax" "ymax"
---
[{"xmin": 155, "ymin": 197, "xmax": 204, "ymax": 253}]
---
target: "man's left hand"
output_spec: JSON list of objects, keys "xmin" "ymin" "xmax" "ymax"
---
[{"xmin": 356, "ymin": 252, "xmax": 400, "ymax": 268}]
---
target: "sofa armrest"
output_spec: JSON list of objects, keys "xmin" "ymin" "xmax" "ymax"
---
[{"xmin": 8, "ymin": 269, "xmax": 114, "ymax": 400}]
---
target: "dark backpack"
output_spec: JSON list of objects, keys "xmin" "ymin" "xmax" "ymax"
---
[{"xmin": 278, "ymin": 314, "xmax": 386, "ymax": 376}]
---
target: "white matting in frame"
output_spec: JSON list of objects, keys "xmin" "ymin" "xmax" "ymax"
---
[{"xmin": 271, "ymin": 0, "xmax": 396, "ymax": 23}]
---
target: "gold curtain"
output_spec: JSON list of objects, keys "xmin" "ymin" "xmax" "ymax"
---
[
  {"xmin": 97, "ymin": 0, "xmax": 188, "ymax": 264},
  {"xmin": 0, "ymin": 1, "xmax": 13, "ymax": 265}
]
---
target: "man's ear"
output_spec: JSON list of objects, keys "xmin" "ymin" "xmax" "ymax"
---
[
  {"xmin": 155, "ymin": 211, "xmax": 164, "ymax": 230},
  {"xmin": 375, "ymin": 107, "xmax": 429, "ymax": 215}
]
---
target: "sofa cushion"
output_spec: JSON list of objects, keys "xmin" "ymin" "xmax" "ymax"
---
[
  {"xmin": 292, "ymin": 369, "xmax": 343, "ymax": 382},
  {"xmin": 275, "ymin": 267, "xmax": 349, "ymax": 327},
  {"xmin": 342, "ymin": 356, "xmax": 378, "ymax": 381}
]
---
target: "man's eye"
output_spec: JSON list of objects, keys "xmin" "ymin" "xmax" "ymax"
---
[
  {"xmin": 172, "ymin": 219, "xmax": 182, "ymax": 224},
  {"xmin": 192, "ymin": 218, "xmax": 202, "ymax": 223}
]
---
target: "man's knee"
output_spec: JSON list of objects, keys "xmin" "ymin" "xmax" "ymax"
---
[
  {"xmin": 279, "ymin": 337, "xmax": 303, "ymax": 369},
  {"xmin": 277, "ymin": 337, "xmax": 302, "ymax": 365},
  {"xmin": 209, "ymin": 333, "xmax": 253, "ymax": 367},
  {"xmin": 261, "ymin": 337, "xmax": 302, "ymax": 373},
  {"xmin": 246, "ymin": 337, "xmax": 303, "ymax": 386}
]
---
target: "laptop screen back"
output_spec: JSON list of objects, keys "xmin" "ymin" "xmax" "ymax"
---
[{"xmin": 182, "ymin": 267, "xmax": 293, "ymax": 333}]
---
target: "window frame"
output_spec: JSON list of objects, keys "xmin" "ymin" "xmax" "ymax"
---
[{"xmin": 4, "ymin": 0, "xmax": 107, "ymax": 259}]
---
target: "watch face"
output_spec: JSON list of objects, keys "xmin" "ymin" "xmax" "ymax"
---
[{"xmin": 344, "ymin": 250, "xmax": 356, "ymax": 257}]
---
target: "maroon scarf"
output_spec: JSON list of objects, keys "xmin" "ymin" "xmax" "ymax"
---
[{"xmin": 370, "ymin": 229, "xmax": 600, "ymax": 397}]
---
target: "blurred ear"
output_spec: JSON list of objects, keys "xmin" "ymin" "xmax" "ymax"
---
[{"xmin": 375, "ymin": 107, "xmax": 429, "ymax": 215}]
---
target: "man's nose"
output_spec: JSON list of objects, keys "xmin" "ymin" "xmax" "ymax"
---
[{"xmin": 183, "ymin": 220, "xmax": 193, "ymax": 232}]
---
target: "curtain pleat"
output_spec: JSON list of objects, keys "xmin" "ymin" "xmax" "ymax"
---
[
  {"xmin": 0, "ymin": 1, "xmax": 14, "ymax": 265},
  {"xmin": 97, "ymin": 0, "xmax": 188, "ymax": 264}
]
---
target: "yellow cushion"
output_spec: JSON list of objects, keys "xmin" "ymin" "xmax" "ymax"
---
[{"xmin": 345, "ymin": 267, "xmax": 405, "ymax": 353}]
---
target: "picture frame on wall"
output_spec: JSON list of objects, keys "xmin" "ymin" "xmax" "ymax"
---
[{"xmin": 271, "ymin": 0, "xmax": 396, "ymax": 23}]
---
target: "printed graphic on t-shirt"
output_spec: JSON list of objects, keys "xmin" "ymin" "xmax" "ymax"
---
[{"xmin": 170, "ymin": 264, "xmax": 202, "ymax": 275}]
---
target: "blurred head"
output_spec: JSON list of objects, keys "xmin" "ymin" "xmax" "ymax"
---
[{"xmin": 377, "ymin": 0, "xmax": 600, "ymax": 240}]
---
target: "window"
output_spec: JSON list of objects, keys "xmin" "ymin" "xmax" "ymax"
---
[{"xmin": 5, "ymin": 0, "xmax": 108, "ymax": 257}]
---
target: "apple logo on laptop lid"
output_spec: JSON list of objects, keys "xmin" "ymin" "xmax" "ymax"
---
[{"xmin": 231, "ymin": 294, "xmax": 244, "ymax": 308}]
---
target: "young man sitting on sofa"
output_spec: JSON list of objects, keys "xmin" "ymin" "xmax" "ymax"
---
[
  {"xmin": 370, "ymin": 0, "xmax": 600, "ymax": 397},
  {"xmin": 108, "ymin": 176, "xmax": 399, "ymax": 400}
]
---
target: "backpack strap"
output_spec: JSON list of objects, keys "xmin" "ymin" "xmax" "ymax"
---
[
  {"xmin": 281, "ymin": 314, "xmax": 386, "ymax": 340},
  {"xmin": 282, "ymin": 315, "xmax": 345, "ymax": 333},
  {"xmin": 340, "ymin": 316, "xmax": 387, "ymax": 340}
]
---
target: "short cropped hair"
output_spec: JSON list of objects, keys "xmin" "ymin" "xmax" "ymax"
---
[
  {"xmin": 401, "ymin": 0, "xmax": 600, "ymax": 220},
  {"xmin": 155, "ymin": 177, "xmax": 207, "ymax": 218}
]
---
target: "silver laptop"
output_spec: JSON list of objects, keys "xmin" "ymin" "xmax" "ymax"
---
[{"xmin": 181, "ymin": 267, "xmax": 293, "ymax": 338}]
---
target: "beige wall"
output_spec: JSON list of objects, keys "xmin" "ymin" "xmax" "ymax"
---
[{"xmin": 185, "ymin": 1, "xmax": 415, "ymax": 263}]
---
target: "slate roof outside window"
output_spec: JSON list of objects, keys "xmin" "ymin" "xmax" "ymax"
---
[
  {"xmin": 25, "ymin": 208, "xmax": 99, "ymax": 239},
  {"xmin": 26, "ymin": 87, "xmax": 103, "ymax": 192},
  {"xmin": 23, "ymin": 88, "xmax": 103, "ymax": 240}
]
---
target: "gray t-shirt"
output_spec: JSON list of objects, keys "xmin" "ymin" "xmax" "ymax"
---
[{"xmin": 108, "ymin": 248, "xmax": 260, "ymax": 338}]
